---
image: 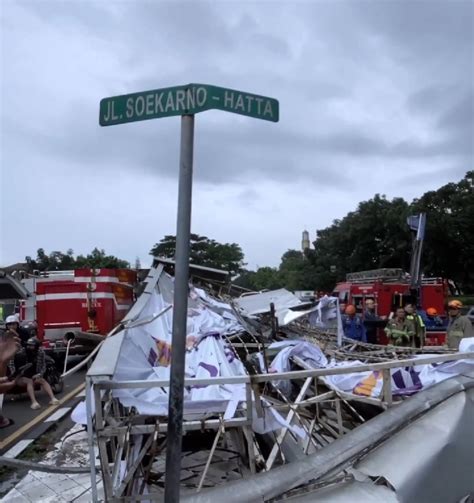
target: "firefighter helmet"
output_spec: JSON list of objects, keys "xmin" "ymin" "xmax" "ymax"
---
[
  {"xmin": 426, "ymin": 307, "xmax": 438, "ymax": 316},
  {"xmin": 448, "ymin": 300, "xmax": 463, "ymax": 310},
  {"xmin": 5, "ymin": 315, "xmax": 18, "ymax": 325}
]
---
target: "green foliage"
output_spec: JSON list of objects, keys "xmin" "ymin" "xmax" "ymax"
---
[
  {"xmin": 75, "ymin": 248, "xmax": 130, "ymax": 269},
  {"xmin": 308, "ymin": 194, "xmax": 412, "ymax": 290},
  {"xmin": 29, "ymin": 247, "xmax": 129, "ymax": 271},
  {"xmin": 237, "ymin": 171, "xmax": 473, "ymax": 294},
  {"xmin": 234, "ymin": 267, "xmax": 283, "ymax": 291},
  {"xmin": 150, "ymin": 234, "xmax": 245, "ymax": 275},
  {"xmin": 412, "ymin": 171, "xmax": 474, "ymax": 292}
]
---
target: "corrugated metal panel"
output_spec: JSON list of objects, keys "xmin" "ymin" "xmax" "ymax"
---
[{"xmin": 235, "ymin": 289, "xmax": 303, "ymax": 316}]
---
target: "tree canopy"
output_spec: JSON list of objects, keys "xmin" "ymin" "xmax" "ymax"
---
[
  {"xmin": 150, "ymin": 234, "xmax": 245, "ymax": 275},
  {"xmin": 28, "ymin": 247, "xmax": 130, "ymax": 271},
  {"xmin": 411, "ymin": 171, "xmax": 474, "ymax": 291},
  {"xmin": 20, "ymin": 172, "xmax": 473, "ymax": 293},
  {"xmin": 236, "ymin": 171, "xmax": 474, "ymax": 293}
]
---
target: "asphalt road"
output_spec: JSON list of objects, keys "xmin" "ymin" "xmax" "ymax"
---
[{"xmin": 0, "ymin": 360, "xmax": 87, "ymax": 443}]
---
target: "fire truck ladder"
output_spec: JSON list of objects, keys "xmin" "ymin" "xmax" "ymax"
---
[{"xmin": 346, "ymin": 268, "xmax": 406, "ymax": 283}]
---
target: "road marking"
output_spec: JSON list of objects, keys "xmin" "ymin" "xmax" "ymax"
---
[
  {"xmin": 3, "ymin": 438, "xmax": 34, "ymax": 458},
  {"xmin": 44, "ymin": 407, "xmax": 71, "ymax": 423},
  {"xmin": 0, "ymin": 382, "xmax": 85, "ymax": 452}
]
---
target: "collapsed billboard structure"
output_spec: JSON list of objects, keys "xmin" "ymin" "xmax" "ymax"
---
[{"xmin": 82, "ymin": 265, "xmax": 474, "ymax": 502}]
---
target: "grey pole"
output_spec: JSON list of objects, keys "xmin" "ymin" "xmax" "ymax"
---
[{"xmin": 165, "ymin": 114, "xmax": 195, "ymax": 503}]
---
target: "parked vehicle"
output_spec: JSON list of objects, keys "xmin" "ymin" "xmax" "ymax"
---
[
  {"xmin": 333, "ymin": 268, "xmax": 449, "ymax": 345},
  {"xmin": 19, "ymin": 268, "xmax": 137, "ymax": 356}
]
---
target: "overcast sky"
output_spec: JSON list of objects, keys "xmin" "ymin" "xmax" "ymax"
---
[{"xmin": 1, "ymin": 0, "xmax": 473, "ymax": 269}]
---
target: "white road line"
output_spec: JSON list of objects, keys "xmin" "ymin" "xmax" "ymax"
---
[
  {"xmin": 45, "ymin": 407, "xmax": 71, "ymax": 423},
  {"xmin": 3, "ymin": 438, "xmax": 34, "ymax": 458}
]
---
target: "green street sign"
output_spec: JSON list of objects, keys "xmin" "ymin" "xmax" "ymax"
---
[{"xmin": 99, "ymin": 83, "xmax": 279, "ymax": 126}]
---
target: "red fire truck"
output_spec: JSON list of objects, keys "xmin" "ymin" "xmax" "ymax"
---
[
  {"xmin": 333, "ymin": 268, "xmax": 449, "ymax": 345},
  {"xmin": 20, "ymin": 268, "xmax": 137, "ymax": 354}
]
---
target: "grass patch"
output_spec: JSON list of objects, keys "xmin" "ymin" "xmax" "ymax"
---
[{"xmin": 18, "ymin": 424, "xmax": 60, "ymax": 462}]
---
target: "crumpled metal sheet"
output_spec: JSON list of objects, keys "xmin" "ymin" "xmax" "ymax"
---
[
  {"xmin": 355, "ymin": 387, "xmax": 474, "ymax": 503},
  {"xmin": 287, "ymin": 480, "xmax": 398, "ymax": 502},
  {"xmin": 293, "ymin": 387, "xmax": 474, "ymax": 502},
  {"xmin": 234, "ymin": 289, "xmax": 304, "ymax": 317},
  {"xmin": 184, "ymin": 374, "xmax": 474, "ymax": 503}
]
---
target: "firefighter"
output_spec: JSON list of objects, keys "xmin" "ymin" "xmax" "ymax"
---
[
  {"xmin": 385, "ymin": 308, "xmax": 415, "ymax": 346},
  {"xmin": 446, "ymin": 300, "xmax": 473, "ymax": 350},
  {"xmin": 404, "ymin": 304, "xmax": 426, "ymax": 348},
  {"xmin": 9, "ymin": 337, "xmax": 59, "ymax": 409},
  {"xmin": 342, "ymin": 305, "xmax": 367, "ymax": 342}
]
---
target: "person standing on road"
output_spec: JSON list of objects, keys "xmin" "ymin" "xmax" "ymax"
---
[
  {"xmin": 342, "ymin": 305, "xmax": 367, "ymax": 342},
  {"xmin": 422, "ymin": 307, "xmax": 445, "ymax": 329},
  {"xmin": 385, "ymin": 308, "xmax": 415, "ymax": 346},
  {"xmin": 404, "ymin": 304, "xmax": 426, "ymax": 348},
  {"xmin": 363, "ymin": 299, "xmax": 386, "ymax": 345},
  {"xmin": 446, "ymin": 300, "xmax": 473, "ymax": 350},
  {"xmin": 9, "ymin": 337, "xmax": 59, "ymax": 409}
]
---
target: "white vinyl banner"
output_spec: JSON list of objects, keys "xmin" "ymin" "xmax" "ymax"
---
[
  {"xmin": 267, "ymin": 338, "xmax": 474, "ymax": 399},
  {"xmin": 106, "ymin": 272, "xmax": 305, "ymax": 436},
  {"xmin": 112, "ymin": 273, "xmax": 247, "ymax": 417}
]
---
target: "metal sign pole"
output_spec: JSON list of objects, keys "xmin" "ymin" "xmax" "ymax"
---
[{"xmin": 164, "ymin": 114, "xmax": 195, "ymax": 503}]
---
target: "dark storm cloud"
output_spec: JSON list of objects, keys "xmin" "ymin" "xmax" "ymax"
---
[
  {"xmin": 2, "ymin": 0, "xmax": 473, "ymax": 267},
  {"xmin": 356, "ymin": 0, "xmax": 473, "ymax": 60},
  {"xmin": 438, "ymin": 92, "xmax": 474, "ymax": 132},
  {"xmin": 6, "ymin": 0, "xmax": 471, "ymax": 186},
  {"xmin": 407, "ymin": 85, "xmax": 454, "ymax": 115}
]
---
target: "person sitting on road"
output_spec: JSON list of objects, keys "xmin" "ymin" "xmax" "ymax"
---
[
  {"xmin": 342, "ymin": 305, "xmax": 367, "ymax": 342},
  {"xmin": 446, "ymin": 300, "xmax": 473, "ymax": 350},
  {"xmin": 384, "ymin": 308, "xmax": 415, "ymax": 346},
  {"xmin": 0, "ymin": 331, "xmax": 21, "ymax": 428},
  {"xmin": 4, "ymin": 315, "xmax": 30, "ymax": 347},
  {"xmin": 8, "ymin": 337, "xmax": 59, "ymax": 410}
]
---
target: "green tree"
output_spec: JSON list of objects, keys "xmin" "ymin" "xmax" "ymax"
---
[
  {"xmin": 304, "ymin": 195, "xmax": 411, "ymax": 291},
  {"xmin": 150, "ymin": 234, "xmax": 245, "ymax": 274},
  {"xmin": 279, "ymin": 249, "xmax": 319, "ymax": 290},
  {"xmin": 31, "ymin": 248, "xmax": 129, "ymax": 270},
  {"xmin": 412, "ymin": 171, "xmax": 474, "ymax": 292},
  {"xmin": 234, "ymin": 267, "xmax": 283, "ymax": 291},
  {"xmin": 75, "ymin": 248, "xmax": 130, "ymax": 269}
]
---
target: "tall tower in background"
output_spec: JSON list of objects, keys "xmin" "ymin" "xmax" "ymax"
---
[{"xmin": 301, "ymin": 229, "xmax": 310, "ymax": 252}]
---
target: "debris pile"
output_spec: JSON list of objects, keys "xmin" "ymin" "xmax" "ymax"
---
[{"xmin": 81, "ymin": 264, "xmax": 474, "ymax": 501}]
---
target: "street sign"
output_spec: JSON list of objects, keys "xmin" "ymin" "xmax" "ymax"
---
[
  {"xmin": 99, "ymin": 83, "xmax": 279, "ymax": 126},
  {"xmin": 99, "ymin": 82, "xmax": 278, "ymax": 503}
]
